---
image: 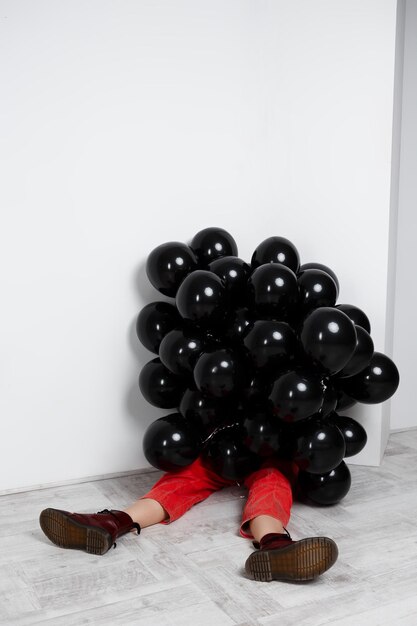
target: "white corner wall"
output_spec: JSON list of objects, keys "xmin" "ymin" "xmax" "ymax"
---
[
  {"xmin": 0, "ymin": 0, "xmax": 399, "ymax": 493},
  {"xmin": 389, "ymin": 0, "xmax": 417, "ymax": 431}
]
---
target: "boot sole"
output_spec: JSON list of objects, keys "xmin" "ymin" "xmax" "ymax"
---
[
  {"xmin": 245, "ymin": 537, "xmax": 338, "ymax": 582},
  {"xmin": 39, "ymin": 508, "xmax": 113, "ymax": 555}
]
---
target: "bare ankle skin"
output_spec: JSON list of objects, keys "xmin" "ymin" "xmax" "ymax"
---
[
  {"xmin": 249, "ymin": 515, "xmax": 285, "ymax": 543},
  {"xmin": 123, "ymin": 498, "xmax": 169, "ymax": 532}
]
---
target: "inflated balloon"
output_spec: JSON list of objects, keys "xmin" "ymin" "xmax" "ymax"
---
[
  {"xmin": 336, "ymin": 304, "xmax": 371, "ymax": 334},
  {"xmin": 272, "ymin": 422, "xmax": 297, "ymax": 460},
  {"xmin": 319, "ymin": 380, "xmax": 338, "ymax": 417},
  {"xmin": 269, "ymin": 369, "xmax": 324, "ymax": 423},
  {"xmin": 339, "ymin": 351, "xmax": 400, "ymax": 404},
  {"xmin": 241, "ymin": 373, "xmax": 274, "ymax": 405},
  {"xmin": 142, "ymin": 413, "xmax": 202, "ymax": 471},
  {"xmin": 194, "ymin": 348, "xmax": 246, "ymax": 398},
  {"xmin": 225, "ymin": 307, "xmax": 254, "ymax": 342},
  {"xmin": 209, "ymin": 256, "xmax": 251, "ymax": 305},
  {"xmin": 139, "ymin": 358, "xmax": 186, "ymax": 408},
  {"xmin": 327, "ymin": 412, "xmax": 367, "ymax": 457},
  {"xmin": 136, "ymin": 301, "xmax": 181, "ymax": 354},
  {"xmin": 293, "ymin": 418, "xmax": 346, "ymax": 474},
  {"xmin": 190, "ymin": 227, "xmax": 238, "ymax": 267},
  {"xmin": 251, "ymin": 236, "xmax": 300, "ymax": 273},
  {"xmin": 300, "ymin": 307, "xmax": 357, "ymax": 375},
  {"xmin": 247, "ymin": 263, "xmax": 299, "ymax": 319},
  {"xmin": 146, "ymin": 242, "xmax": 198, "ymax": 297},
  {"xmin": 297, "ymin": 269, "xmax": 338, "ymax": 312},
  {"xmin": 159, "ymin": 328, "xmax": 206, "ymax": 376},
  {"xmin": 201, "ymin": 425, "xmax": 261, "ymax": 481},
  {"xmin": 335, "ymin": 389, "xmax": 357, "ymax": 411},
  {"xmin": 242, "ymin": 406, "xmax": 295, "ymax": 459},
  {"xmin": 336, "ymin": 325, "xmax": 374, "ymax": 378},
  {"xmin": 179, "ymin": 388, "xmax": 229, "ymax": 438},
  {"xmin": 298, "ymin": 461, "xmax": 351, "ymax": 505},
  {"xmin": 299, "ymin": 263, "xmax": 340, "ymax": 299},
  {"xmin": 176, "ymin": 270, "xmax": 227, "ymax": 325},
  {"xmin": 243, "ymin": 320, "xmax": 296, "ymax": 372}
]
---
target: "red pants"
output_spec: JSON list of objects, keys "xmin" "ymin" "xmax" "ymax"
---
[{"xmin": 140, "ymin": 456, "xmax": 298, "ymax": 540}]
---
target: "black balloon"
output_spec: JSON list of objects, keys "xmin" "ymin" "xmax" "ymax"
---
[
  {"xmin": 241, "ymin": 373, "xmax": 274, "ymax": 405},
  {"xmin": 339, "ymin": 351, "xmax": 400, "ymax": 404},
  {"xmin": 190, "ymin": 227, "xmax": 238, "ymax": 267},
  {"xmin": 319, "ymin": 380, "xmax": 338, "ymax": 417},
  {"xmin": 136, "ymin": 301, "xmax": 181, "ymax": 354},
  {"xmin": 194, "ymin": 349, "xmax": 246, "ymax": 398},
  {"xmin": 294, "ymin": 418, "xmax": 346, "ymax": 474},
  {"xmin": 225, "ymin": 307, "xmax": 254, "ymax": 342},
  {"xmin": 298, "ymin": 461, "xmax": 351, "ymax": 505},
  {"xmin": 336, "ymin": 304, "xmax": 371, "ymax": 334},
  {"xmin": 299, "ymin": 262, "xmax": 340, "ymax": 298},
  {"xmin": 335, "ymin": 389, "xmax": 357, "ymax": 411},
  {"xmin": 273, "ymin": 421, "xmax": 298, "ymax": 460},
  {"xmin": 300, "ymin": 307, "xmax": 357, "ymax": 375},
  {"xmin": 269, "ymin": 369, "xmax": 324, "ymax": 423},
  {"xmin": 209, "ymin": 256, "xmax": 251, "ymax": 304},
  {"xmin": 179, "ymin": 388, "xmax": 231, "ymax": 438},
  {"xmin": 251, "ymin": 236, "xmax": 300, "ymax": 273},
  {"xmin": 242, "ymin": 406, "xmax": 295, "ymax": 458},
  {"xmin": 142, "ymin": 413, "xmax": 202, "ymax": 471},
  {"xmin": 159, "ymin": 328, "xmax": 207, "ymax": 376},
  {"xmin": 176, "ymin": 270, "xmax": 227, "ymax": 325},
  {"xmin": 337, "ymin": 325, "xmax": 374, "ymax": 378},
  {"xmin": 297, "ymin": 269, "xmax": 338, "ymax": 312},
  {"xmin": 243, "ymin": 320, "xmax": 296, "ymax": 371},
  {"xmin": 146, "ymin": 242, "xmax": 198, "ymax": 297},
  {"xmin": 139, "ymin": 358, "xmax": 186, "ymax": 408},
  {"xmin": 201, "ymin": 425, "xmax": 261, "ymax": 481},
  {"xmin": 247, "ymin": 263, "xmax": 299, "ymax": 319},
  {"xmin": 327, "ymin": 412, "xmax": 367, "ymax": 457}
]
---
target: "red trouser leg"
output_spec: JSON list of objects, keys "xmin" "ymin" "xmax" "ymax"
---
[
  {"xmin": 140, "ymin": 456, "xmax": 298, "ymax": 539},
  {"xmin": 139, "ymin": 457, "xmax": 236, "ymax": 524},
  {"xmin": 239, "ymin": 458, "xmax": 299, "ymax": 540}
]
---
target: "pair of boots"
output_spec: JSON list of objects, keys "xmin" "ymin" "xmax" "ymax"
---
[{"xmin": 39, "ymin": 507, "xmax": 338, "ymax": 582}]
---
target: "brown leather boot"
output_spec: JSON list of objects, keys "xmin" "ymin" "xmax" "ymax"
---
[
  {"xmin": 245, "ymin": 531, "xmax": 338, "ymax": 582},
  {"xmin": 39, "ymin": 507, "xmax": 141, "ymax": 555}
]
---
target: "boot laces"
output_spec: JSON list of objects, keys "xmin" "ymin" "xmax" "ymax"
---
[
  {"xmin": 252, "ymin": 526, "xmax": 292, "ymax": 549},
  {"xmin": 97, "ymin": 509, "xmax": 141, "ymax": 543},
  {"xmin": 97, "ymin": 508, "xmax": 116, "ymax": 516}
]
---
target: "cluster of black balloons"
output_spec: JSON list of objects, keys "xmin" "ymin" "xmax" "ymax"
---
[{"xmin": 136, "ymin": 227, "xmax": 400, "ymax": 506}]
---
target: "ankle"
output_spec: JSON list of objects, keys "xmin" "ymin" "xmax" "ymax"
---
[{"xmin": 259, "ymin": 531, "xmax": 293, "ymax": 550}]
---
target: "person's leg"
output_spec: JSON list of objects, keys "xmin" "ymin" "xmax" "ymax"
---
[
  {"xmin": 128, "ymin": 456, "xmax": 235, "ymax": 528},
  {"xmin": 39, "ymin": 457, "xmax": 234, "ymax": 554},
  {"xmin": 123, "ymin": 497, "xmax": 168, "ymax": 530},
  {"xmin": 249, "ymin": 515, "xmax": 285, "ymax": 543},
  {"xmin": 241, "ymin": 461, "xmax": 338, "ymax": 582},
  {"xmin": 240, "ymin": 460, "xmax": 295, "ymax": 545}
]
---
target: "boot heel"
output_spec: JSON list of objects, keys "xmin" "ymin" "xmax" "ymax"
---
[
  {"xmin": 248, "ymin": 552, "xmax": 273, "ymax": 582},
  {"xmin": 86, "ymin": 527, "xmax": 112, "ymax": 555}
]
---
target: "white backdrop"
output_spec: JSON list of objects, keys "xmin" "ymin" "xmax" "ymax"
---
[{"xmin": 0, "ymin": 0, "xmax": 399, "ymax": 492}]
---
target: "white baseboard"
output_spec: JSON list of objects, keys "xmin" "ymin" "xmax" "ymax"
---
[
  {"xmin": 390, "ymin": 426, "xmax": 417, "ymax": 434},
  {"xmin": 0, "ymin": 466, "xmax": 159, "ymax": 497}
]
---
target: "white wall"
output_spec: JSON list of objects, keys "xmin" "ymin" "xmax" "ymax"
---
[
  {"xmin": 390, "ymin": 0, "xmax": 417, "ymax": 430},
  {"xmin": 0, "ymin": 0, "xmax": 399, "ymax": 492}
]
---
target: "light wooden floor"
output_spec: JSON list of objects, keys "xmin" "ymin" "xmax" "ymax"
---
[{"xmin": 1, "ymin": 430, "xmax": 417, "ymax": 626}]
